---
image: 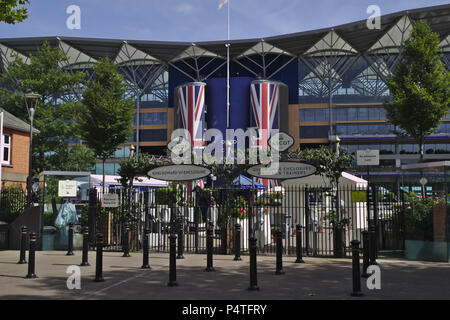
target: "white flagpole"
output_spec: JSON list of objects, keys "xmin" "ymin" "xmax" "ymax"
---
[{"xmin": 226, "ymin": 0, "xmax": 230, "ymax": 129}]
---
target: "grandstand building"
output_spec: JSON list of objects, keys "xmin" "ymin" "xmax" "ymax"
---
[{"xmin": 0, "ymin": 4, "xmax": 449, "ymax": 184}]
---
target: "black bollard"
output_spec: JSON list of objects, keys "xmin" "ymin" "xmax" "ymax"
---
[
  {"xmin": 350, "ymin": 240, "xmax": 363, "ymax": 297},
  {"xmin": 25, "ymin": 232, "xmax": 37, "ymax": 279},
  {"xmin": 177, "ymin": 223, "xmax": 184, "ymax": 260},
  {"xmin": 361, "ymin": 231, "xmax": 370, "ymax": 278},
  {"xmin": 369, "ymin": 228, "xmax": 378, "ymax": 265},
  {"xmin": 234, "ymin": 224, "xmax": 242, "ymax": 261},
  {"xmin": 94, "ymin": 233, "xmax": 104, "ymax": 282},
  {"xmin": 275, "ymin": 230, "xmax": 285, "ymax": 275},
  {"xmin": 80, "ymin": 227, "xmax": 90, "ymax": 266},
  {"xmin": 142, "ymin": 228, "xmax": 151, "ymax": 269},
  {"xmin": 295, "ymin": 224, "xmax": 305, "ymax": 263},
  {"xmin": 66, "ymin": 222, "xmax": 74, "ymax": 256},
  {"xmin": 205, "ymin": 226, "xmax": 215, "ymax": 272},
  {"xmin": 248, "ymin": 236, "xmax": 259, "ymax": 291},
  {"xmin": 168, "ymin": 234, "xmax": 178, "ymax": 287},
  {"xmin": 18, "ymin": 226, "xmax": 28, "ymax": 264},
  {"xmin": 122, "ymin": 223, "xmax": 130, "ymax": 257}
]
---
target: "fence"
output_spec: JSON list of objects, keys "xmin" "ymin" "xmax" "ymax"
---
[{"xmin": 92, "ymin": 183, "xmax": 405, "ymax": 257}]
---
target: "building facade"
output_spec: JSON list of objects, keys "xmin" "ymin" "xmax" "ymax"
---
[{"xmin": 0, "ymin": 4, "xmax": 449, "ymax": 182}]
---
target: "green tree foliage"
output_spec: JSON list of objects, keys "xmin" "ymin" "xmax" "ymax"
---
[
  {"xmin": 0, "ymin": 41, "xmax": 92, "ymax": 174},
  {"xmin": 78, "ymin": 58, "xmax": 135, "ymax": 192},
  {"xmin": 0, "ymin": 0, "xmax": 29, "ymax": 24},
  {"xmin": 384, "ymin": 20, "xmax": 450, "ymax": 161},
  {"xmin": 287, "ymin": 145, "xmax": 354, "ymax": 188},
  {"xmin": 117, "ymin": 153, "xmax": 162, "ymax": 188}
]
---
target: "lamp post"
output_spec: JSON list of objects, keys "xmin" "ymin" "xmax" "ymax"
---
[{"xmin": 23, "ymin": 93, "xmax": 41, "ymax": 206}]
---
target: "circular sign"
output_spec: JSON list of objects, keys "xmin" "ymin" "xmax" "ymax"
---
[
  {"xmin": 420, "ymin": 177, "xmax": 428, "ymax": 186},
  {"xmin": 247, "ymin": 162, "xmax": 317, "ymax": 180},
  {"xmin": 268, "ymin": 132, "xmax": 295, "ymax": 152},
  {"xmin": 148, "ymin": 165, "xmax": 211, "ymax": 182}
]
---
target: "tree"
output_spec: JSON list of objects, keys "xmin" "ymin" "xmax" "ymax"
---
[
  {"xmin": 0, "ymin": 41, "xmax": 89, "ymax": 174},
  {"xmin": 384, "ymin": 20, "xmax": 450, "ymax": 162},
  {"xmin": 78, "ymin": 58, "xmax": 135, "ymax": 193},
  {"xmin": 0, "ymin": 0, "xmax": 29, "ymax": 24},
  {"xmin": 287, "ymin": 145, "xmax": 354, "ymax": 257}
]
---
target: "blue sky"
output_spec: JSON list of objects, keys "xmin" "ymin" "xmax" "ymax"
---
[{"xmin": 0, "ymin": 0, "xmax": 448, "ymax": 41}]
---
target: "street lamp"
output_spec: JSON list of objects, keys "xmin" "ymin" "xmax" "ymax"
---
[{"xmin": 23, "ymin": 93, "xmax": 41, "ymax": 206}]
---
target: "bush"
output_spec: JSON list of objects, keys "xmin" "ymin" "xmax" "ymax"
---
[
  {"xmin": 404, "ymin": 193, "xmax": 441, "ymax": 241},
  {"xmin": 0, "ymin": 185, "xmax": 27, "ymax": 223}
]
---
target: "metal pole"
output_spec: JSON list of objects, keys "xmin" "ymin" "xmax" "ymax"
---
[
  {"xmin": 122, "ymin": 223, "xmax": 130, "ymax": 257},
  {"xmin": 234, "ymin": 223, "xmax": 242, "ymax": 261},
  {"xmin": 94, "ymin": 233, "xmax": 104, "ymax": 282},
  {"xmin": 275, "ymin": 230, "xmax": 284, "ymax": 275},
  {"xmin": 248, "ymin": 236, "xmax": 259, "ymax": 291},
  {"xmin": 350, "ymin": 240, "xmax": 363, "ymax": 297},
  {"xmin": 66, "ymin": 222, "xmax": 74, "ymax": 256},
  {"xmin": 142, "ymin": 228, "xmax": 150, "ymax": 269},
  {"xmin": 136, "ymin": 95, "xmax": 141, "ymax": 155},
  {"xmin": 295, "ymin": 224, "xmax": 304, "ymax": 263},
  {"xmin": 25, "ymin": 232, "xmax": 37, "ymax": 279},
  {"xmin": 18, "ymin": 226, "xmax": 28, "ymax": 264},
  {"xmin": 361, "ymin": 230, "xmax": 370, "ymax": 278},
  {"xmin": 226, "ymin": 0, "xmax": 230, "ymax": 129},
  {"xmin": 27, "ymin": 114, "xmax": 34, "ymax": 206},
  {"xmin": 168, "ymin": 234, "xmax": 178, "ymax": 287},
  {"xmin": 80, "ymin": 227, "xmax": 90, "ymax": 266},
  {"xmin": 205, "ymin": 225, "xmax": 215, "ymax": 272}
]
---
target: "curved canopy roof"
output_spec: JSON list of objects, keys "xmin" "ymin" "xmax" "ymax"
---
[{"xmin": 0, "ymin": 4, "xmax": 448, "ymax": 66}]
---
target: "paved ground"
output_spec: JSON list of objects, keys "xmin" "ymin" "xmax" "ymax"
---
[{"xmin": 0, "ymin": 250, "xmax": 449, "ymax": 300}]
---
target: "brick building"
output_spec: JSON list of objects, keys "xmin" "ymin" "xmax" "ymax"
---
[{"xmin": 0, "ymin": 108, "xmax": 39, "ymax": 189}]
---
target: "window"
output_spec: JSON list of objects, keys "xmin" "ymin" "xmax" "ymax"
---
[
  {"xmin": 299, "ymin": 126, "xmax": 330, "ymax": 139},
  {"xmin": 2, "ymin": 134, "xmax": 11, "ymax": 165}
]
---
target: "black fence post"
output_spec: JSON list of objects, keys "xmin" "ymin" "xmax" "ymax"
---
[
  {"xmin": 234, "ymin": 224, "xmax": 242, "ymax": 261},
  {"xmin": 248, "ymin": 236, "xmax": 259, "ymax": 291},
  {"xmin": 205, "ymin": 226, "xmax": 215, "ymax": 272},
  {"xmin": 177, "ymin": 222, "xmax": 184, "ymax": 259},
  {"xmin": 142, "ymin": 228, "xmax": 151, "ymax": 269},
  {"xmin": 122, "ymin": 223, "xmax": 130, "ymax": 257},
  {"xmin": 94, "ymin": 233, "xmax": 104, "ymax": 282},
  {"xmin": 295, "ymin": 224, "xmax": 304, "ymax": 263},
  {"xmin": 80, "ymin": 227, "xmax": 90, "ymax": 266},
  {"xmin": 350, "ymin": 240, "xmax": 363, "ymax": 297},
  {"xmin": 88, "ymin": 188, "xmax": 97, "ymax": 246},
  {"xmin": 18, "ymin": 226, "xmax": 28, "ymax": 264},
  {"xmin": 168, "ymin": 234, "xmax": 178, "ymax": 287},
  {"xmin": 275, "ymin": 230, "xmax": 285, "ymax": 275},
  {"xmin": 304, "ymin": 186, "xmax": 310, "ymax": 256},
  {"xmin": 369, "ymin": 228, "xmax": 378, "ymax": 266},
  {"xmin": 372, "ymin": 185, "xmax": 379, "ymax": 259},
  {"xmin": 361, "ymin": 230, "xmax": 370, "ymax": 278},
  {"xmin": 66, "ymin": 222, "xmax": 74, "ymax": 256},
  {"xmin": 25, "ymin": 232, "xmax": 37, "ymax": 279}
]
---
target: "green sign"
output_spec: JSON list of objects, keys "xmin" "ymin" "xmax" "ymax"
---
[{"xmin": 351, "ymin": 191, "xmax": 367, "ymax": 203}]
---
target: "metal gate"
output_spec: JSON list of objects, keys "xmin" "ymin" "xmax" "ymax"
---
[{"xmin": 92, "ymin": 183, "xmax": 405, "ymax": 257}]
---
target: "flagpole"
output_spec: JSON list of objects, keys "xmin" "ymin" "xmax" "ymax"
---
[{"xmin": 226, "ymin": 0, "xmax": 230, "ymax": 129}]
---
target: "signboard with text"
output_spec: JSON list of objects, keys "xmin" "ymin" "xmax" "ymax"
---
[
  {"xmin": 357, "ymin": 150, "xmax": 380, "ymax": 166},
  {"xmin": 102, "ymin": 193, "xmax": 119, "ymax": 208},
  {"xmin": 247, "ymin": 162, "xmax": 316, "ymax": 180},
  {"xmin": 148, "ymin": 165, "xmax": 211, "ymax": 182},
  {"xmin": 58, "ymin": 180, "xmax": 77, "ymax": 197}
]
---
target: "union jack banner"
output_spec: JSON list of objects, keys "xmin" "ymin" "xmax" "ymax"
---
[
  {"xmin": 250, "ymin": 81, "xmax": 280, "ymax": 189},
  {"xmin": 250, "ymin": 81, "xmax": 280, "ymax": 150},
  {"xmin": 177, "ymin": 83, "xmax": 206, "ymax": 152}
]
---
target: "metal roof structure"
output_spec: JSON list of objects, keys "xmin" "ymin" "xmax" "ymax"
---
[{"xmin": 0, "ymin": 4, "xmax": 448, "ymax": 66}]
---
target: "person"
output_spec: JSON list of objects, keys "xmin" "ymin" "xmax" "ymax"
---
[{"xmin": 198, "ymin": 190, "xmax": 211, "ymax": 224}]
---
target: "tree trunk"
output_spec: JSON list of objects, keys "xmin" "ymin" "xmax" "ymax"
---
[{"xmin": 419, "ymin": 140, "xmax": 424, "ymax": 163}]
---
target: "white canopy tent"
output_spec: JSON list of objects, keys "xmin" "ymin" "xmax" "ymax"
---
[{"xmin": 281, "ymin": 172, "xmax": 367, "ymax": 188}]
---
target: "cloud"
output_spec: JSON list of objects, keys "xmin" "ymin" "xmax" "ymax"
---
[{"xmin": 173, "ymin": 2, "xmax": 196, "ymax": 15}]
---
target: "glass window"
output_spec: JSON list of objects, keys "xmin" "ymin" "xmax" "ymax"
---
[
  {"xmin": 140, "ymin": 112, "xmax": 168, "ymax": 125},
  {"xmin": 2, "ymin": 134, "xmax": 11, "ymax": 165},
  {"xmin": 358, "ymin": 108, "xmax": 369, "ymax": 121},
  {"xmin": 348, "ymin": 108, "xmax": 357, "ymax": 121}
]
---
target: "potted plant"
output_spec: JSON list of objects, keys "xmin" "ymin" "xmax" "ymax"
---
[{"xmin": 323, "ymin": 211, "xmax": 350, "ymax": 258}]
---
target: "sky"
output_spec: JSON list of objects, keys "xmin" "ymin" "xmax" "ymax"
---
[{"xmin": 0, "ymin": 0, "xmax": 449, "ymax": 42}]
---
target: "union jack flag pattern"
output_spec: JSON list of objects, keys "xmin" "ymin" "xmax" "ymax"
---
[
  {"xmin": 250, "ymin": 81, "xmax": 280, "ymax": 189},
  {"xmin": 177, "ymin": 82, "xmax": 206, "ymax": 152},
  {"xmin": 177, "ymin": 82, "xmax": 206, "ymax": 190}
]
